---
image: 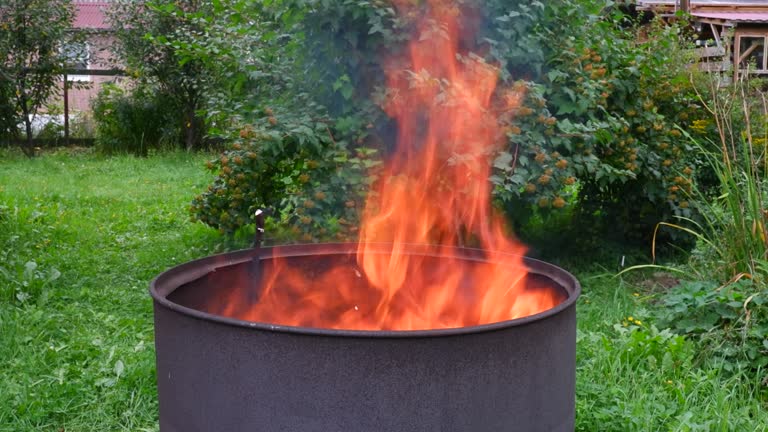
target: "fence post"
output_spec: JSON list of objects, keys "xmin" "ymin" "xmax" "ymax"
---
[{"xmin": 63, "ymin": 73, "xmax": 70, "ymax": 146}]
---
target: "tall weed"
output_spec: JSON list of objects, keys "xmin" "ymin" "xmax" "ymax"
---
[
  {"xmin": 683, "ymin": 77, "xmax": 768, "ymax": 283},
  {"xmin": 92, "ymin": 83, "xmax": 181, "ymax": 155}
]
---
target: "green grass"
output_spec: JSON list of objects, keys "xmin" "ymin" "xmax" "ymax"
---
[
  {"xmin": 0, "ymin": 149, "xmax": 766, "ymax": 431},
  {"xmin": 0, "ymin": 149, "xmax": 219, "ymax": 431},
  {"xmin": 575, "ymin": 274, "xmax": 768, "ymax": 431}
]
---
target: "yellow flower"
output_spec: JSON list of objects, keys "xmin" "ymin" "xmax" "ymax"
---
[{"xmin": 690, "ymin": 119, "xmax": 710, "ymax": 134}]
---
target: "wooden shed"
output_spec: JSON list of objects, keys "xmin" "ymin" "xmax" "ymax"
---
[{"xmin": 637, "ymin": 1, "xmax": 768, "ymax": 81}]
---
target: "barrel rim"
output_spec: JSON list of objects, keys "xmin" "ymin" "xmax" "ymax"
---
[{"xmin": 149, "ymin": 242, "xmax": 581, "ymax": 338}]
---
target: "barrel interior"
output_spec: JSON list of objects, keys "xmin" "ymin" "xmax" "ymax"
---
[{"xmin": 166, "ymin": 251, "xmax": 568, "ymax": 329}]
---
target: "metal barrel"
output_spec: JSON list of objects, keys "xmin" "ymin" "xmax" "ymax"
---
[{"xmin": 150, "ymin": 243, "xmax": 580, "ymax": 432}]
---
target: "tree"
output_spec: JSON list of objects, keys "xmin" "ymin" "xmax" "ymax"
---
[
  {"xmin": 0, "ymin": 75, "xmax": 16, "ymax": 143},
  {"xmin": 0, "ymin": 0, "xmax": 76, "ymax": 156},
  {"xmin": 108, "ymin": 0, "xmax": 212, "ymax": 151},
  {"xmin": 159, "ymin": 0, "xmax": 304, "ymax": 125}
]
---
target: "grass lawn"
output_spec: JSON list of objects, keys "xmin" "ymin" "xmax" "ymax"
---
[{"xmin": 1, "ymin": 149, "xmax": 766, "ymax": 431}]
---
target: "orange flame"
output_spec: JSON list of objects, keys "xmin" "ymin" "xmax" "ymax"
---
[{"xmin": 213, "ymin": 0, "xmax": 561, "ymax": 330}]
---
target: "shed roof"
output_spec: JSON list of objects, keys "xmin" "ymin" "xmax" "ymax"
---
[
  {"xmin": 638, "ymin": 1, "xmax": 768, "ymax": 5},
  {"xmin": 692, "ymin": 11, "xmax": 768, "ymax": 23},
  {"xmin": 637, "ymin": 0, "xmax": 768, "ymax": 10}
]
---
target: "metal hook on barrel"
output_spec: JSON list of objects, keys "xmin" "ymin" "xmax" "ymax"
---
[
  {"xmin": 252, "ymin": 208, "xmax": 266, "ymax": 249},
  {"xmin": 248, "ymin": 209, "xmax": 268, "ymax": 304}
]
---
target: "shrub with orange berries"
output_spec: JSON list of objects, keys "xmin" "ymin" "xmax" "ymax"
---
[{"xmin": 191, "ymin": 115, "xmax": 377, "ymax": 237}]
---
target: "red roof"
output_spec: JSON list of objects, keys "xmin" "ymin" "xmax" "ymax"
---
[
  {"xmin": 73, "ymin": 2, "xmax": 111, "ymax": 30},
  {"xmin": 692, "ymin": 11, "xmax": 768, "ymax": 23}
]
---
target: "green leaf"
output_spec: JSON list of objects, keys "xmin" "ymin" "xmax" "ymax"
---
[
  {"xmin": 114, "ymin": 360, "xmax": 125, "ymax": 378},
  {"xmin": 48, "ymin": 268, "xmax": 61, "ymax": 282},
  {"xmin": 493, "ymin": 152, "xmax": 514, "ymax": 169},
  {"xmin": 96, "ymin": 377, "xmax": 116, "ymax": 388},
  {"xmin": 23, "ymin": 261, "xmax": 37, "ymax": 280},
  {"xmin": 340, "ymin": 85, "xmax": 354, "ymax": 100}
]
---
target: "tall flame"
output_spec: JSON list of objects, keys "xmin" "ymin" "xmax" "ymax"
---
[{"xmin": 213, "ymin": 0, "xmax": 561, "ymax": 330}]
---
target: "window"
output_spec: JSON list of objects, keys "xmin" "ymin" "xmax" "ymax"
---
[{"xmin": 62, "ymin": 41, "xmax": 90, "ymax": 82}]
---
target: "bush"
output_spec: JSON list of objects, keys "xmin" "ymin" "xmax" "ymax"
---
[
  {"xmin": 70, "ymin": 111, "xmax": 96, "ymax": 139},
  {"xmin": 172, "ymin": 0, "xmax": 384, "ymax": 239},
  {"xmin": 92, "ymin": 83, "xmax": 180, "ymax": 155},
  {"xmin": 188, "ymin": 1, "xmax": 718, "ymax": 247},
  {"xmin": 189, "ymin": 108, "xmax": 377, "ymax": 239},
  {"xmin": 491, "ymin": 7, "xmax": 707, "ymax": 246},
  {"xmin": 35, "ymin": 120, "xmax": 64, "ymax": 141},
  {"xmin": 293, "ymin": 0, "xmax": 710, "ymax": 247}
]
